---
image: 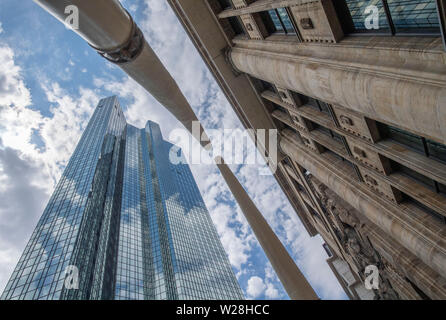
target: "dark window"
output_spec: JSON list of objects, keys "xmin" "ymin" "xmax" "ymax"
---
[
  {"xmin": 322, "ymin": 243, "xmax": 333, "ymax": 257},
  {"xmin": 426, "ymin": 139, "xmax": 446, "ymax": 163},
  {"xmin": 312, "ymin": 122, "xmax": 331, "ymax": 136},
  {"xmin": 272, "ymin": 102, "xmax": 289, "ymax": 116},
  {"xmin": 299, "ymin": 95, "xmax": 331, "ymax": 115},
  {"xmin": 318, "ymin": 101, "xmax": 331, "ymax": 114},
  {"xmin": 378, "ymin": 122, "xmax": 425, "ymax": 154},
  {"xmin": 306, "ymin": 96, "xmax": 321, "ymax": 111},
  {"xmin": 309, "ymin": 120, "xmax": 342, "ymax": 142},
  {"xmin": 336, "ymin": 0, "xmax": 440, "ymax": 35},
  {"xmin": 263, "ymin": 8, "xmax": 296, "ymax": 34},
  {"xmin": 217, "ymin": 0, "xmax": 232, "ymax": 10},
  {"xmin": 378, "ymin": 121, "xmax": 446, "ymax": 164},
  {"xmin": 391, "ymin": 160, "xmax": 437, "ymax": 191},
  {"xmin": 391, "ymin": 159, "xmax": 446, "ymax": 198},
  {"xmin": 259, "ymin": 79, "xmax": 275, "ymax": 92},
  {"xmin": 228, "ymin": 16, "xmax": 245, "ymax": 35}
]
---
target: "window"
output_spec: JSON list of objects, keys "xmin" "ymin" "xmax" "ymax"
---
[
  {"xmin": 385, "ymin": 124, "xmax": 426, "ymax": 154},
  {"xmin": 228, "ymin": 16, "xmax": 245, "ymax": 35},
  {"xmin": 323, "ymin": 243, "xmax": 333, "ymax": 257},
  {"xmin": 272, "ymin": 102, "xmax": 289, "ymax": 116},
  {"xmin": 217, "ymin": 0, "xmax": 232, "ymax": 10},
  {"xmin": 296, "ymin": 94, "xmax": 331, "ymax": 115},
  {"xmin": 426, "ymin": 139, "xmax": 446, "ymax": 164},
  {"xmin": 390, "ymin": 159, "xmax": 446, "ymax": 197},
  {"xmin": 276, "ymin": 8, "xmax": 296, "ymax": 33},
  {"xmin": 377, "ymin": 121, "xmax": 446, "ymax": 164},
  {"xmin": 262, "ymin": 8, "xmax": 296, "ymax": 34},
  {"xmin": 337, "ymin": 0, "xmax": 440, "ymax": 35},
  {"xmin": 391, "ymin": 160, "xmax": 437, "ymax": 190},
  {"xmin": 259, "ymin": 79, "xmax": 275, "ymax": 92}
]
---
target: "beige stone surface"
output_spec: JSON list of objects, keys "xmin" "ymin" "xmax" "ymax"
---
[
  {"xmin": 280, "ymin": 133, "xmax": 446, "ymax": 280},
  {"xmin": 230, "ymin": 39, "xmax": 446, "ymax": 143},
  {"xmin": 289, "ymin": 0, "xmax": 343, "ymax": 43}
]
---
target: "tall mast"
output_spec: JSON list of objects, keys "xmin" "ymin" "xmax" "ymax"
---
[{"xmin": 33, "ymin": 0, "xmax": 318, "ymax": 300}]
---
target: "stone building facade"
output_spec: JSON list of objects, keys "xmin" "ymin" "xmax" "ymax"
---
[
  {"xmin": 167, "ymin": 0, "xmax": 446, "ymax": 299},
  {"xmin": 169, "ymin": 0, "xmax": 446, "ymax": 299}
]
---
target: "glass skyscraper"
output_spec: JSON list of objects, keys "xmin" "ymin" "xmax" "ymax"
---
[{"xmin": 1, "ymin": 96, "xmax": 243, "ymax": 300}]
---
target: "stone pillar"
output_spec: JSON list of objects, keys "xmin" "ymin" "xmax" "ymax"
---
[
  {"xmin": 215, "ymin": 156, "xmax": 319, "ymax": 300},
  {"xmin": 229, "ymin": 46, "xmax": 446, "ymax": 144},
  {"xmin": 361, "ymin": 224, "xmax": 446, "ymax": 300},
  {"xmin": 280, "ymin": 136, "xmax": 446, "ymax": 280}
]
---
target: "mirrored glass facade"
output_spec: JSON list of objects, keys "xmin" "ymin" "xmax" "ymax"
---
[
  {"xmin": 345, "ymin": 0, "xmax": 439, "ymax": 33},
  {"xmin": 1, "ymin": 96, "xmax": 243, "ymax": 300}
]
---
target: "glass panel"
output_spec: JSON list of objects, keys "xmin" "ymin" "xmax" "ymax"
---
[
  {"xmin": 277, "ymin": 8, "xmax": 296, "ymax": 33},
  {"xmin": 317, "ymin": 101, "xmax": 331, "ymax": 114},
  {"xmin": 267, "ymin": 9, "xmax": 284, "ymax": 32},
  {"xmin": 427, "ymin": 139, "xmax": 446, "ymax": 163},
  {"xmin": 345, "ymin": 0, "xmax": 390, "ymax": 32},
  {"xmin": 386, "ymin": 0, "xmax": 440, "ymax": 31},
  {"xmin": 387, "ymin": 125, "xmax": 425, "ymax": 154},
  {"xmin": 398, "ymin": 163, "xmax": 436, "ymax": 191},
  {"xmin": 306, "ymin": 96, "xmax": 320, "ymax": 110}
]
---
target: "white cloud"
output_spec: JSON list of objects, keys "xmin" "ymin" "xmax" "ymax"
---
[
  {"xmin": 265, "ymin": 282, "xmax": 280, "ymax": 299},
  {"xmin": 0, "ymin": 46, "xmax": 31, "ymax": 108},
  {"xmin": 0, "ymin": 41, "xmax": 101, "ymax": 292},
  {"xmin": 246, "ymin": 276, "xmax": 266, "ymax": 299}
]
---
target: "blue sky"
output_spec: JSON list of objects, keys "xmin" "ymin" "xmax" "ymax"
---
[{"xmin": 0, "ymin": 0, "xmax": 347, "ymax": 299}]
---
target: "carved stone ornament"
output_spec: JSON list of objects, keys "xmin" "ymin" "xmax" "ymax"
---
[{"xmin": 300, "ymin": 18, "xmax": 314, "ymax": 30}]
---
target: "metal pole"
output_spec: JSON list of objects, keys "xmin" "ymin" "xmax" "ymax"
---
[{"xmin": 33, "ymin": 0, "xmax": 319, "ymax": 299}]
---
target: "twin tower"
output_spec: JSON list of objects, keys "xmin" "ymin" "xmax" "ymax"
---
[{"xmin": 1, "ymin": 96, "xmax": 243, "ymax": 300}]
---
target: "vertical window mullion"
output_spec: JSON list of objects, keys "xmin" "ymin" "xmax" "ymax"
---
[
  {"xmin": 275, "ymin": 9, "xmax": 288, "ymax": 34},
  {"xmin": 381, "ymin": 0, "xmax": 396, "ymax": 35},
  {"xmin": 435, "ymin": 181, "xmax": 441, "ymax": 193},
  {"xmin": 422, "ymin": 137, "xmax": 430, "ymax": 157}
]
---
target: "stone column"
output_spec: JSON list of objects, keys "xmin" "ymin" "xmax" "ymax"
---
[
  {"xmin": 215, "ymin": 156, "xmax": 319, "ymax": 300},
  {"xmin": 229, "ymin": 45, "xmax": 446, "ymax": 144},
  {"xmin": 361, "ymin": 224, "xmax": 446, "ymax": 299},
  {"xmin": 280, "ymin": 136, "xmax": 446, "ymax": 280}
]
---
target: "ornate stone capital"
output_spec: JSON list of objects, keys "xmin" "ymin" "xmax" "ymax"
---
[{"xmin": 223, "ymin": 46, "xmax": 243, "ymax": 77}]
